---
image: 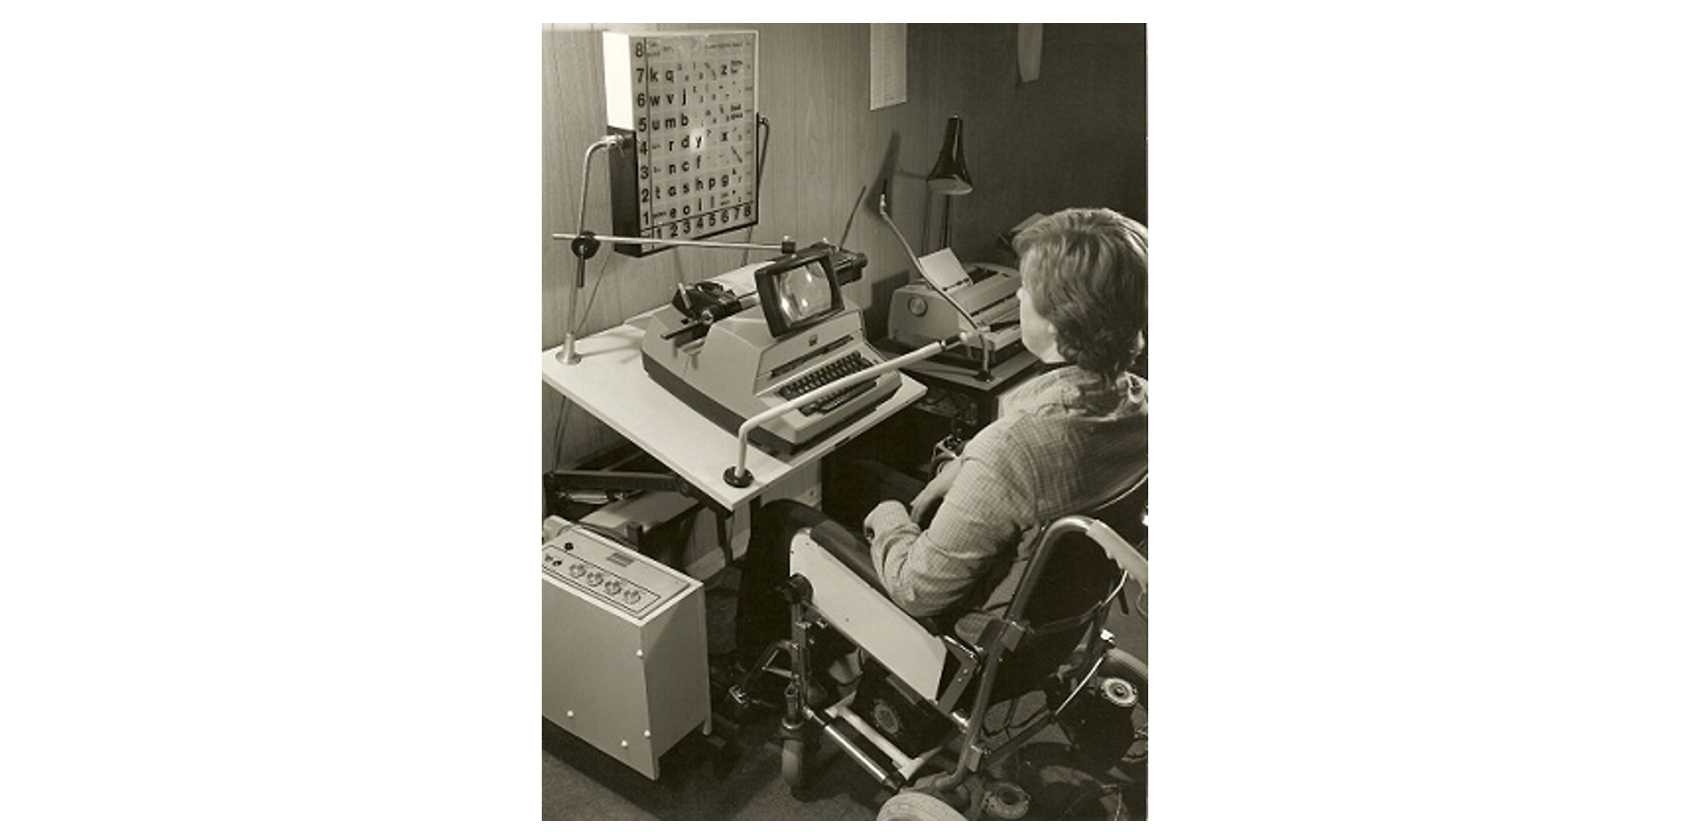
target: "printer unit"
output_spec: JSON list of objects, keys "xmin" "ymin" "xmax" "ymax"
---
[{"xmin": 887, "ymin": 251, "xmax": 1025, "ymax": 365}]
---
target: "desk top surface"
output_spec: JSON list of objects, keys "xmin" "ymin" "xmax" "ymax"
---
[{"xmin": 542, "ymin": 323, "xmax": 926, "ymax": 512}]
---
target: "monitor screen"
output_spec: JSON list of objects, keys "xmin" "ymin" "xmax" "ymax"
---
[{"xmin": 755, "ymin": 248, "xmax": 843, "ymax": 337}]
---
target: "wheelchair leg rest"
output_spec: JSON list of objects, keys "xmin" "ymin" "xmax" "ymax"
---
[
  {"xmin": 820, "ymin": 692, "xmax": 949, "ymax": 788},
  {"xmin": 819, "ymin": 717, "xmax": 908, "ymax": 793}
]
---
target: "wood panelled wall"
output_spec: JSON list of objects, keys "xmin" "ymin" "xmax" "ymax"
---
[{"xmin": 542, "ymin": 23, "xmax": 1146, "ymax": 473}]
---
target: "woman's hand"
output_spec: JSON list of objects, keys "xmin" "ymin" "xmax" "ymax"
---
[{"xmin": 909, "ymin": 457, "xmax": 963, "ymax": 525}]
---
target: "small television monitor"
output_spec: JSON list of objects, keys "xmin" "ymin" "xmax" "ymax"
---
[{"xmin": 755, "ymin": 247, "xmax": 843, "ymax": 338}]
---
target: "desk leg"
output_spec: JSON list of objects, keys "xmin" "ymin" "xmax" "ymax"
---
[
  {"xmin": 715, "ymin": 507, "xmax": 735, "ymax": 572},
  {"xmin": 713, "ymin": 496, "xmax": 763, "ymax": 572}
]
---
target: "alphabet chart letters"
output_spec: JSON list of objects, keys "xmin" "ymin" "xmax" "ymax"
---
[{"xmin": 603, "ymin": 30, "xmax": 759, "ymax": 255}]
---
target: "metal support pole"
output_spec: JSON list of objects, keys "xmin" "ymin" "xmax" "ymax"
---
[{"xmin": 556, "ymin": 136, "xmax": 621, "ymax": 364}]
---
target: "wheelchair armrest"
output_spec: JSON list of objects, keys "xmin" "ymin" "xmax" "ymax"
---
[
  {"xmin": 806, "ymin": 519, "xmax": 956, "ymax": 634},
  {"xmin": 789, "ymin": 529, "xmax": 950, "ymax": 700},
  {"xmin": 808, "ymin": 521, "xmax": 885, "ymax": 591}
]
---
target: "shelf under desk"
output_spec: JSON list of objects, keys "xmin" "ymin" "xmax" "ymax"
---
[{"xmin": 541, "ymin": 324, "xmax": 927, "ymax": 513}]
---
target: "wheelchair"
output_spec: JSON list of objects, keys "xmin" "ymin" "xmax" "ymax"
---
[{"xmin": 759, "ymin": 475, "xmax": 1148, "ymax": 820}]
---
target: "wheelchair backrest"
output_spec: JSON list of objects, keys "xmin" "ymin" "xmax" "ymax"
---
[
  {"xmin": 980, "ymin": 472, "xmax": 1147, "ymax": 702},
  {"xmin": 1014, "ymin": 471, "xmax": 1146, "ymax": 620}
]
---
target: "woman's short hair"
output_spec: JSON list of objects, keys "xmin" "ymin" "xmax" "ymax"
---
[{"xmin": 1012, "ymin": 208, "xmax": 1148, "ymax": 378}]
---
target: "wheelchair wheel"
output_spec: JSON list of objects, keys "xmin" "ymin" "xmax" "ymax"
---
[
  {"xmin": 1098, "ymin": 648, "xmax": 1149, "ymax": 770},
  {"xmin": 780, "ymin": 736, "xmax": 808, "ymax": 790},
  {"xmin": 877, "ymin": 790, "xmax": 967, "ymax": 821},
  {"xmin": 1099, "ymin": 647, "xmax": 1148, "ymax": 710},
  {"xmin": 1056, "ymin": 646, "xmax": 1148, "ymax": 771}
]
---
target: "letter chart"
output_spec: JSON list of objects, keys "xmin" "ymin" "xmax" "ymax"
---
[{"xmin": 604, "ymin": 31, "xmax": 759, "ymax": 255}]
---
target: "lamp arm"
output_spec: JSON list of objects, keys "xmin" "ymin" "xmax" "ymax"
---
[
  {"xmin": 876, "ymin": 195, "xmax": 995, "ymax": 379},
  {"xmin": 876, "ymin": 194, "xmax": 926, "ymax": 278},
  {"xmin": 722, "ymin": 335, "xmax": 968, "ymax": 487}
]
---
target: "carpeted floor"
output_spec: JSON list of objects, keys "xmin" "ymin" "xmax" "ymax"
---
[{"xmin": 543, "ymin": 564, "xmax": 1147, "ymax": 821}]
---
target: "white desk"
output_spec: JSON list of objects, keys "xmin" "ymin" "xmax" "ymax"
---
[{"xmin": 541, "ymin": 322, "xmax": 927, "ymax": 513}]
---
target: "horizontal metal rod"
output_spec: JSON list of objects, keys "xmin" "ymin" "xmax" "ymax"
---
[
  {"xmin": 819, "ymin": 719, "xmax": 905, "ymax": 792},
  {"xmin": 550, "ymin": 232, "xmax": 795, "ymax": 253}
]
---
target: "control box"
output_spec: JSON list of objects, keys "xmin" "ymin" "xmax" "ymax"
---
[{"xmin": 542, "ymin": 521, "xmax": 710, "ymax": 780}]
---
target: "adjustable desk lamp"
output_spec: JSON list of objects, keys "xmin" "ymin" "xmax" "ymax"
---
[
  {"xmin": 926, "ymin": 115, "xmax": 973, "ymax": 249},
  {"xmin": 877, "ymin": 115, "xmax": 998, "ymax": 382}
]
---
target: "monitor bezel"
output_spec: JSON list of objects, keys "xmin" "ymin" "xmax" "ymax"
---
[{"xmin": 754, "ymin": 247, "xmax": 843, "ymax": 338}]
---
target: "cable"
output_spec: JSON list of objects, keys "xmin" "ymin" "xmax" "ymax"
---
[
  {"xmin": 551, "ymin": 237, "xmax": 612, "ymax": 472},
  {"xmin": 1063, "ymin": 783, "xmax": 1127, "ymax": 820},
  {"xmin": 740, "ymin": 116, "xmax": 773, "ymax": 267},
  {"xmin": 984, "ymin": 693, "xmax": 1049, "ymax": 741},
  {"xmin": 758, "ymin": 115, "xmax": 771, "ymax": 185},
  {"xmin": 551, "ymin": 393, "xmax": 570, "ymax": 470},
  {"xmin": 571, "ymin": 249, "xmax": 615, "ymax": 334}
]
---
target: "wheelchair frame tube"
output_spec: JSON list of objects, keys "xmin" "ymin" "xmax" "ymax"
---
[
  {"xmin": 919, "ymin": 514, "xmax": 1146, "ymax": 795},
  {"xmin": 818, "ymin": 717, "xmax": 906, "ymax": 792},
  {"xmin": 1082, "ymin": 517, "xmax": 1148, "ymax": 594}
]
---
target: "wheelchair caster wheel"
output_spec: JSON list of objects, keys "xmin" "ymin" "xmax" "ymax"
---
[
  {"xmin": 1098, "ymin": 647, "xmax": 1148, "ymax": 709},
  {"xmin": 781, "ymin": 737, "xmax": 808, "ymax": 789},
  {"xmin": 981, "ymin": 780, "xmax": 1031, "ymax": 820},
  {"xmin": 877, "ymin": 790, "xmax": 967, "ymax": 821},
  {"xmin": 1099, "ymin": 675, "xmax": 1140, "ymax": 707}
]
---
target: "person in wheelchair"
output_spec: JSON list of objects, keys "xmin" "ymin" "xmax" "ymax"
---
[{"xmin": 723, "ymin": 207, "xmax": 1149, "ymax": 715}]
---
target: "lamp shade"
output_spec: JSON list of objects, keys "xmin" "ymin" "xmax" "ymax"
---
[{"xmin": 926, "ymin": 115, "xmax": 973, "ymax": 195}]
